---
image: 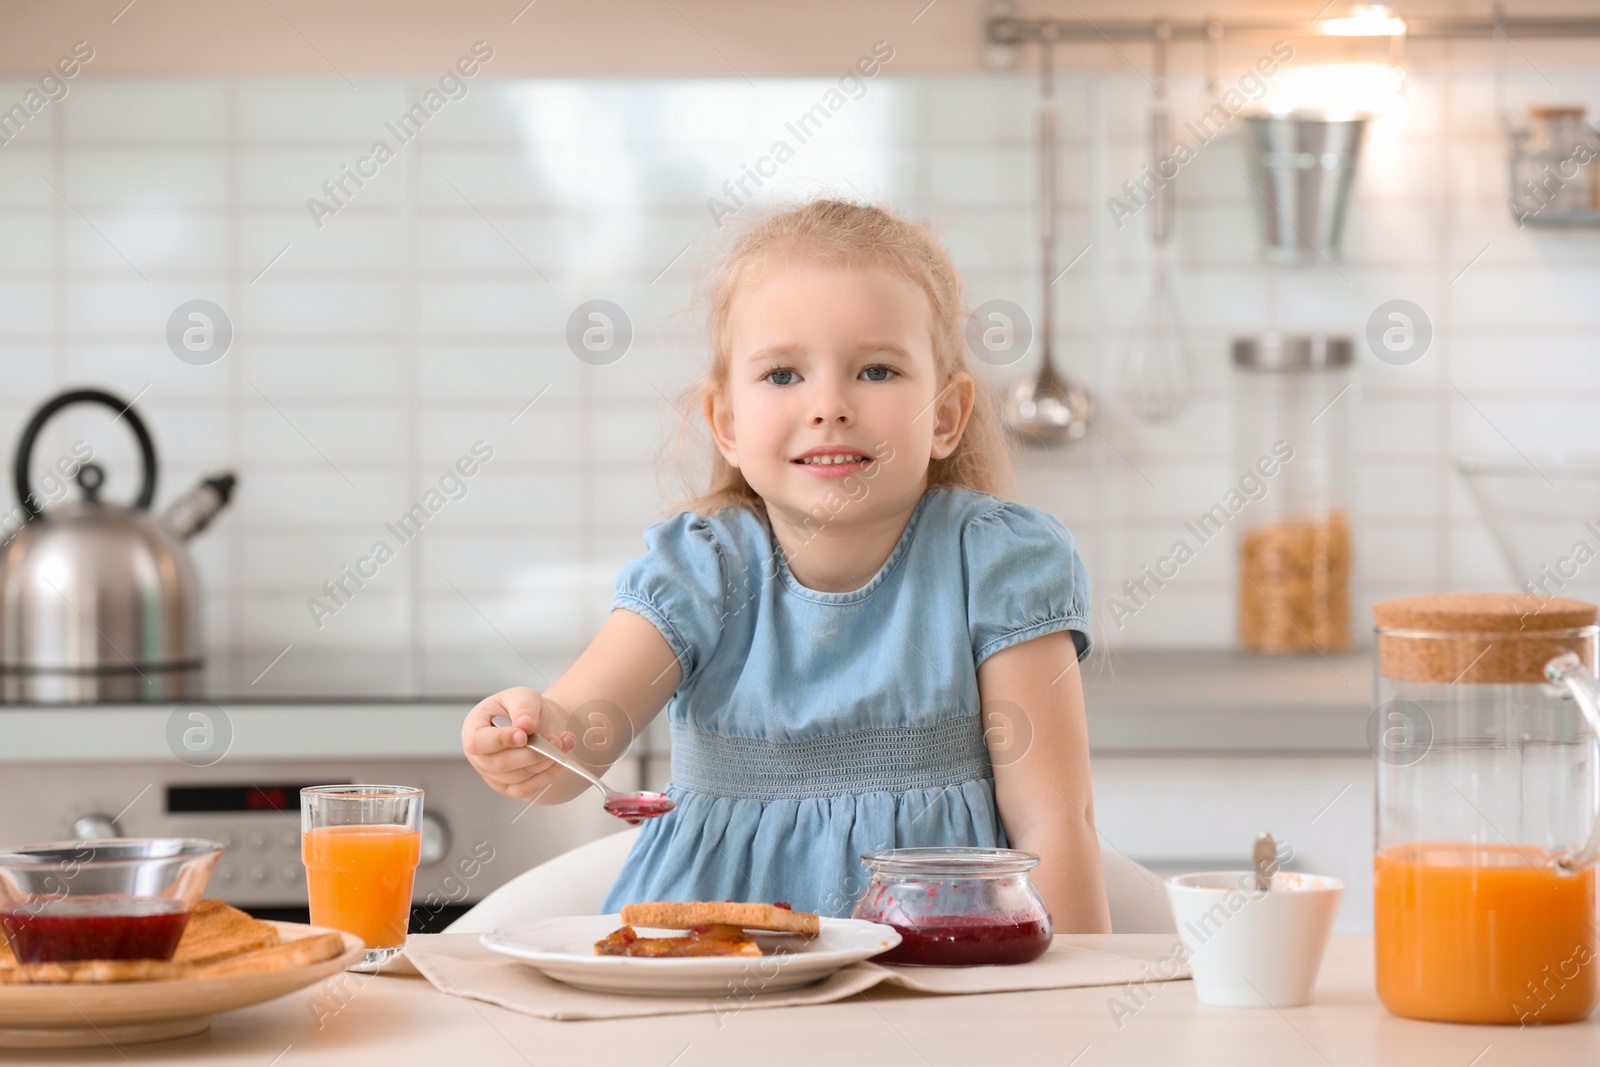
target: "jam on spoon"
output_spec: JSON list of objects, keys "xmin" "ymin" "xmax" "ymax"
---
[
  {"xmin": 603, "ymin": 792, "xmax": 677, "ymax": 823},
  {"xmin": 491, "ymin": 714, "xmax": 675, "ymax": 823}
]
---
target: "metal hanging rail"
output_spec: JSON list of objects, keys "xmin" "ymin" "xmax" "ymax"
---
[{"xmin": 985, "ymin": 15, "xmax": 1600, "ymax": 43}]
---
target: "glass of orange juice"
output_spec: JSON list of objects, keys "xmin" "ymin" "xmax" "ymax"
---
[{"xmin": 301, "ymin": 785, "xmax": 423, "ymax": 968}]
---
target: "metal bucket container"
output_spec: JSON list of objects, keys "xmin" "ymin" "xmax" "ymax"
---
[{"xmin": 1243, "ymin": 113, "xmax": 1367, "ymax": 264}]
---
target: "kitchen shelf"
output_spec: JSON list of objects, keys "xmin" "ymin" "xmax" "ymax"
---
[
  {"xmin": 985, "ymin": 13, "xmax": 1600, "ymax": 43},
  {"xmin": 1083, "ymin": 649, "xmax": 1371, "ymax": 754},
  {"xmin": 1513, "ymin": 202, "xmax": 1600, "ymax": 228},
  {"xmin": 1523, "ymin": 212, "xmax": 1600, "ymax": 228}
]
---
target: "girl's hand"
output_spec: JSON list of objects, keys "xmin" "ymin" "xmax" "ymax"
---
[
  {"xmin": 460, "ymin": 610, "xmax": 682, "ymax": 806},
  {"xmin": 462, "ymin": 687, "xmax": 579, "ymax": 802}
]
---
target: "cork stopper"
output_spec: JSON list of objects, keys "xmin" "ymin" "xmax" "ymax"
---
[{"xmin": 1373, "ymin": 593, "xmax": 1598, "ymax": 684}]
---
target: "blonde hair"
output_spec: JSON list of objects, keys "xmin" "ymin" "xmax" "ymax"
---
[{"xmin": 668, "ymin": 199, "xmax": 1016, "ymax": 517}]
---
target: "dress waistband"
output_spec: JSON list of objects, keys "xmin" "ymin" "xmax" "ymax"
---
[{"xmin": 669, "ymin": 716, "xmax": 992, "ymax": 801}]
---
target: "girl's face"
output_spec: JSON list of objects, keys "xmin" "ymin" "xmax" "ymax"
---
[{"xmin": 708, "ymin": 260, "xmax": 973, "ymax": 527}]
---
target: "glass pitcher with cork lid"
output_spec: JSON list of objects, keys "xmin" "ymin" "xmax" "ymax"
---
[{"xmin": 1372, "ymin": 592, "xmax": 1600, "ymax": 1025}]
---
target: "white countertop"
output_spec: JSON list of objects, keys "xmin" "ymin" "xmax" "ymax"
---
[
  {"xmin": 9, "ymin": 935, "xmax": 1593, "ymax": 1066},
  {"xmin": 0, "ymin": 650, "xmax": 1377, "ymax": 762},
  {"xmin": 0, "ymin": 705, "xmax": 470, "ymax": 763}
]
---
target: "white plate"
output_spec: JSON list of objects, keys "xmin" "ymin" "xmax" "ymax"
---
[{"xmin": 480, "ymin": 914, "xmax": 901, "ymax": 996}]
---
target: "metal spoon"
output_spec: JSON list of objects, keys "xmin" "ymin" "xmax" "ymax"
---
[
  {"xmin": 1253, "ymin": 832, "xmax": 1278, "ymax": 892},
  {"xmin": 490, "ymin": 714, "xmax": 674, "ymax": 823},
  {"xmin": 1004, "ymin": 35, "xmax": 1093, "ymax": 446}
]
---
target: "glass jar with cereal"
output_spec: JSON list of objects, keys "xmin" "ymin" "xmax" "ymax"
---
[{"xmin": 1231, "ymin": 334, "xmax": 1354, "ymax": 653}]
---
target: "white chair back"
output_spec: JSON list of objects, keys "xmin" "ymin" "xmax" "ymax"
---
[{"xmin": 446, "ymin": 828, "xmax": 1176, "ymax": 935}]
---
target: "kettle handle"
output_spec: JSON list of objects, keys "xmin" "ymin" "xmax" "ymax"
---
[{"xmin": 13, "ymin": 388, "xmax": 157, "ymax": 520}]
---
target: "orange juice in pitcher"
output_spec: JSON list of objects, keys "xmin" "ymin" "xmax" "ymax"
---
[
  {"xmin": 1372, "ymin": 594, "xmax": 1600, "ymax": 1025},
  {"xmin": 1375, "ymin": 843, "xmax": 1597, "ymax": 1023}
]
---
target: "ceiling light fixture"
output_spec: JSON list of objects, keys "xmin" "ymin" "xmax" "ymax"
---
[{"xmin": 1320, "ymin": 4, "xmax": 1408, "ymax": 37}]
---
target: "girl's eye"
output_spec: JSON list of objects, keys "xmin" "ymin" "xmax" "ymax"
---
[
  {"xmin": 860, "ymin": 365, "xmax": 896, "ymax": 382},
  {"xmin": 764, "ymin": 367, "xmax": 798, "ymax": 386}
]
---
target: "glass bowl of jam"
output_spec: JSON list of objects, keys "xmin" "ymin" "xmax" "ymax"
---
[
  {"xmin": 0, "ymin": 838, "xmax": 223, "ymax": 963},
  {"xmin": 851, "ymin": 847, "xmax": 1052, "ymax": 967}
]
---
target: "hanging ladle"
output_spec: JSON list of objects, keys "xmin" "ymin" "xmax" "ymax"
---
[{"xmin": 1004, "ymin": 33, "xmax": 1093, "ymax": 446}]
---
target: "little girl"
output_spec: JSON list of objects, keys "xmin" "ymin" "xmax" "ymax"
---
[{"xmin": 463, "ymin": 200, "xmax": 1110, "ymax": 932}]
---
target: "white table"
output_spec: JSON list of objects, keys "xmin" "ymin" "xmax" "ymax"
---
[{"xmin": 10, "ymin": 936, "xmax": 1598, "ymax": 1065}]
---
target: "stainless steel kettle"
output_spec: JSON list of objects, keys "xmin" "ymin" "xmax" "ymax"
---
[{"xmin": 0, "ymin": 389, "xmax": 236, "ymax": 703}]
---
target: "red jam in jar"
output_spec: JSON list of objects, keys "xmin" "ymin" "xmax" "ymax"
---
[
  {"xmin": 0, "ymin": 895, "xmax": 192, "ymax": 963},
  {"xmin": 875, "ymin": 915, "xmax": 1052, "ymax": 966},
  {"xmin": 852, "ymin": 847, "xmax": 1053, "ymax": 967}
]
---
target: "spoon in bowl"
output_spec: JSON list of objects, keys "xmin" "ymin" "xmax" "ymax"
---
[
  {"xmin": 491, "ymin": 714, "xmax": 675, "ymax": 823},
  {"xmin": 1253, "ymin": 832, "xmax": 1278, "ymax": 892}
]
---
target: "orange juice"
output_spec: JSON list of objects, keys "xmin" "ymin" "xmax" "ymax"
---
[
  {"xmin": 1375, "ymin": 843, "xmax": 1597, "ymax": 1024},
  {"xmin": 303, "ymin": 825, "xmax": 421, "ymax": 950}
]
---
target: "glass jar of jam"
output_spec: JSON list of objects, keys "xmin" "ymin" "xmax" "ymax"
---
[{"xmin": 851, "ymin": 847, "xmax": 1052, "ymax": 967}]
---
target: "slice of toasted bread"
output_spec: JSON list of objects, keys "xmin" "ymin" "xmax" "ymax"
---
[
  {"xmin": 172, "ymin": 898, "xmax": 281, "ymax": 967},
  {"xmin": 189, "ymin": 931, "xmax": 347, "ymax": 979},
  {"xmin": 620, "ymin": 901, "xmax": 821, "ymax": 937},
  {"xmin": 0, "ymin": 958, "xmax": 188, "ymax": 984}
]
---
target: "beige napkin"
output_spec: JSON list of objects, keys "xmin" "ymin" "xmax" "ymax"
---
[{"xmin": 395, "ymin": 932, "xmax": 1190, "ymax": 1021}]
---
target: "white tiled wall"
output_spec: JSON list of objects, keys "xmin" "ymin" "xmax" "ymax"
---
[{"xmin": 1, "ymin": 68, "xmax": 1597, "ymax": 685}]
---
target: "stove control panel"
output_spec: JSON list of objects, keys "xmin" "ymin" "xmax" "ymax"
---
[{"xmin": 191, "ymin": 824, "xmax": 306, "ymax": 894}]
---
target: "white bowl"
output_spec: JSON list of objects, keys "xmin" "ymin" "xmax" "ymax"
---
[{"xmin": 1165, "ymin": 871, "xmax": 1342, "ymax": 1008}]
